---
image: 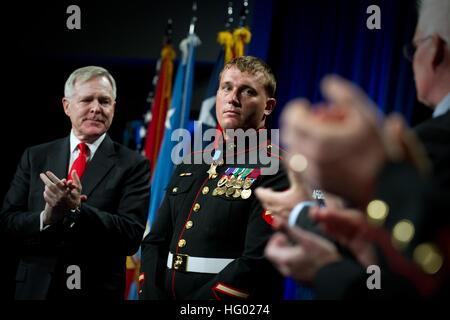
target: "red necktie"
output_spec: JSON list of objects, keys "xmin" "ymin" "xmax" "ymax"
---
[{"xmin": 68, "ymin": 143, "xmax": 87, "ymax": 180}]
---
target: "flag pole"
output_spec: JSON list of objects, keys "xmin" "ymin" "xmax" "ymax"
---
[
  {"xmin": 238, "ymin": 0, "xmax": 249, "ymax": 27},
  {"xmin": 225, "ymin": 1, "xmax": 234, "ymax": 30},
  {"xmin": 165, "ymin": 18, "xmax": 173, "ymax": 45},
  {"xmin": 181, "ymin": 1, "xmax": 199, "ymax": 129},
  {"xmin": 189, "ymin": 1, "xmax": 197, "ymax": 36},
  {"xmin": 232, "ymin": 0, "xmax": 251, "ymax": 58}
]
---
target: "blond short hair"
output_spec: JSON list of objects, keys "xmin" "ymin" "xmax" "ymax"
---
[{"xmin": 220, "ymin": 56, "xmax": 276, "ymax": 98}]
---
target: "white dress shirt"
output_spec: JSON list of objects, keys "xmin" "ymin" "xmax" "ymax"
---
[
  {"xmin": 432, "ymin": 92, "xmax": 450, "ymax": 118},
  {"xmin": 288, "ymin": 201, "xmax": 316, "ymax": 226},
  {"xmin": 68, "ymin": 130, "xmax": 106, "ymax": 174}
]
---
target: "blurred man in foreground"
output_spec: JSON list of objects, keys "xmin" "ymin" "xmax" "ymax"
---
[{"xmin": 260, "ymin": 0, "xmax": 450, "ymax": 299}]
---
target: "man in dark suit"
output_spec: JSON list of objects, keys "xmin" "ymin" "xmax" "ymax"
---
[
  {"xmin": 139, "ymin": 56, "xmax": 289, "ymax": 300},
  {"xmin": 0, "ymin": 66, "xmax": 151, "ymax": 299}
]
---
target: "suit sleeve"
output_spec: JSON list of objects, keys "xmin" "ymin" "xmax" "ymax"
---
[
  {"xmin": 76, "ymin": 156, "xmax": 151, "ymax": 256},
  {"xmin": 0, "ymin": 148, "xmax": 41, "ymax": 240},
  {"xmin": 313, "ymin": 163, "xmax": 442, "ymax": 299}
]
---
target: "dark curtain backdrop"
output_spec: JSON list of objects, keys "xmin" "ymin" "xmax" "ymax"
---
[{"xmin": 251, "ymin": 0, "xmax": 420, "ymax": 130}]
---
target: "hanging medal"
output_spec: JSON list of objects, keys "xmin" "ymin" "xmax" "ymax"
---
[
  {"xmin": 226, "ymin": 168, "xmax": 242, "ymax": 197},
  {"xmin": 207, "ymin": 158, "xmax": 224, "ymax": 179},
  {"xmin": 241, "ymin": 168, "xmax": 261, "ymax": 199},
  {"xmin": 213, "ymin": 168, "xmax": 234, "ymax": 196},
  {"xmin": 232, "ymin": 168, "xmax": 251, "ymax": 198}
]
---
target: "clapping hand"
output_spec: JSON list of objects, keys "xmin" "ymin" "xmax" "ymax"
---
[{"xmin": 40, "ymin": 170, "xmax": 87, "ymax": 225}]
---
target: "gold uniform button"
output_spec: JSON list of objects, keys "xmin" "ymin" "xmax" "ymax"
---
[
  {"xmin": 202, "ymin": 186, "xmax": 209, "ymax": 195},
  {"xmin": 172, "ymin": 187, "xmax": 178, "ymax": 193},
  {"xmin": 186, "ymin": 221, "xmax": 193, "ymax": 229},
  {"xmin": 193, "ymin": 203, "xmax": 201, "ymax": 212},
  {"xmin": 178, "ymin": 239, "xmax": 186, "ymax": 248}
]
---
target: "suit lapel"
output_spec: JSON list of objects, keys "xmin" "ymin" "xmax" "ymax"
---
[
  {"xmin": 82, "ymin": 135, "xmax": 116, "ymax": 197},
  {"xmin": 49, "ymin": 137, "xmax": 70, "ymax": 180}
]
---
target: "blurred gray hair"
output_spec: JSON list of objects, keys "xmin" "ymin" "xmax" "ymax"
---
[
  {"xmin": 64, "ymin": 66, "xmax": 117, "ymax": 99},
  {"xmin": 417, "ymin": 0, "xmax": 450, "ymax": 46}
]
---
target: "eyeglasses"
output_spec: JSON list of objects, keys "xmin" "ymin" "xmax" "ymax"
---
[{"xmin": 403, "ymin": 36, "xmax": 432, "ymax": 62}]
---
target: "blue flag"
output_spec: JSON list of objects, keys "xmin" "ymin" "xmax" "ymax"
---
[
  {"xmin": 146, "ymin": 34, "xmax": 200, "ymax": 229},
  {"xmin": 195, "ymin": 49, "xmax": 225, "ymax": 151}
]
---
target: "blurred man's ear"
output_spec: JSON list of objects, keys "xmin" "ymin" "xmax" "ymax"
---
[
  {"xmin": 432, "ymin": 34, "xmax": 446, "ymax": 70},
  {"xmin": 62, "ymin": 97, "xmax": 71, "ymax": 116},
  {"xmin": 264, "ymin": 98, "xmax": 276, "ymax": 116}
]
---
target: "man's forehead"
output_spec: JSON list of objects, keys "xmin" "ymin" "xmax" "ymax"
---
[{"xmin": 221, "ymin": 66, "xmax": 264, "ymax": 85}]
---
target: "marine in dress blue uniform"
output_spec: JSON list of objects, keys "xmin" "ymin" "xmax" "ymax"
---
[
  {"xmin": 139, "ymin": 56, "xmax": 288, "ymax": 300},
  {"xmin": 140, "ymin": 130, "xmax": 288, "ymax": 299}
]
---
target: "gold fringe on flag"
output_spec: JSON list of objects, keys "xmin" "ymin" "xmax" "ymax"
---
[
  {"xmin": 217, "ymin": 31, "xmax": 234, "ymax": 63},
  {"xmin": 232, "ymin": 27, "xmax": 251, "ymax": 58},
  {"xmin": 161, "ymin": 44, "xmax": 176, "ymax": 60}
]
